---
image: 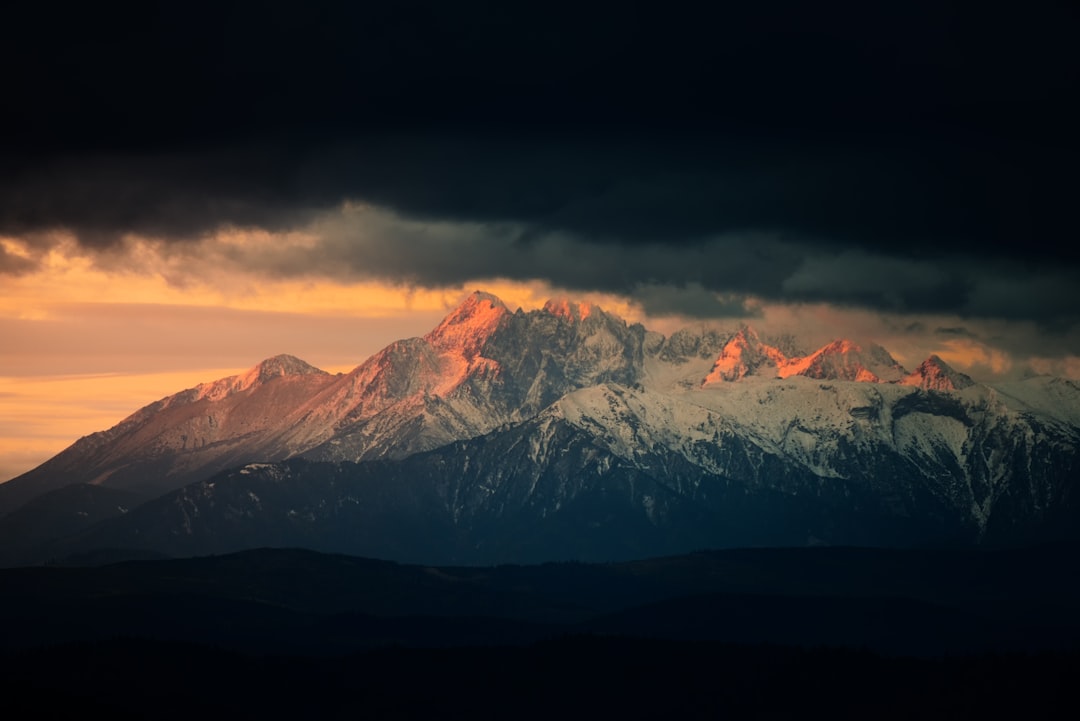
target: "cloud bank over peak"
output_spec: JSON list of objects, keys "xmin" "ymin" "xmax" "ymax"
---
[{"xmin": 17, "ymin": 198, "xmax": 1071, "ymax": 334}]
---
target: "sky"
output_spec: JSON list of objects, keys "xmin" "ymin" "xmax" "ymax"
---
[{"xmin": 2, "ymin": 1, "xmax": 1079, "ymax": 481}]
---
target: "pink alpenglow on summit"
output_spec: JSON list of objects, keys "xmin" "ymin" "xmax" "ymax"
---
[
  {"xmin": 900, "ymin": 355, "xmax": 976, "ymax": 392},
  {"xmin": 703, "ymin": 331, "xmax": 908, "ymax": 385}
]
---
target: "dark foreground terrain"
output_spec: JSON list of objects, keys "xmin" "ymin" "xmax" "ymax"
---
[
  {"xmin": 5, "ymin": 637, "xmax": 1077, "ymax": 720},
  {"xmin": 3, "ymin": 545, "xmax": 1078, "ymax": 718}
]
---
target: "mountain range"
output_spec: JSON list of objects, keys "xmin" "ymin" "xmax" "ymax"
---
[{"xmin": 2, "ymin": 290, "xmax": 1078, "ymax": 565}]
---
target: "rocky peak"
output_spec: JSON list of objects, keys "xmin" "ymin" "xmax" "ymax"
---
[
  {"xmin": 195, "ymin": 354, "xmax": 327, "ymax": 401},
  {"xmin": 248, "ymin": 354, "xmax": 327, "ymax": 381},
  {"xmin": 901, "ymin": 355, "xmax": 975, "ymax": 391},
  {"xmin": 654, "ymin": 325, "xmax": 728, "ymax": 363},
  {"xmin": 702, "ymin": 326, "xmax": 788, "ymax": 384},
  {"xmin": 425, "ymin": 291, "xmax": 510, "ymax": 357},
  {"xmin": 779, "ymin": 339, "xmax": 907, "ymax": 383}
]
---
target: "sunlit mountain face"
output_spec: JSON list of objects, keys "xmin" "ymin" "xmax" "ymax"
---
[{"xmin": 2, "ymin": 292, "xmax": 1076, "ymax": 567}]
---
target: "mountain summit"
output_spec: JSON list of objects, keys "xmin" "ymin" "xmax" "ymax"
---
[
  {"xmin": 425, "ymin": 291, "xmax": 510, "ymax": 357},
  {"xmin": 901, "ymin": 355, "xmax": 976, "ymax": 391},
  {"xmin": 779, "ymin": 339, "xmax": 908, "ymax": 383},
  {"xmin": 703, "ymin": 331, "xmax": 908, "ymax": 384},
  {"xmin": 702, "ymin": 326, "xmax": 787, "ymax": 383},
  {"xmin": 195, "ymin": 354, "xmax": 328, "ymax": 402}
]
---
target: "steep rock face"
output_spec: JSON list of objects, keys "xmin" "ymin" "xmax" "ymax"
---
[
  {"xmin": 639, "ymin": 325, "xmax": 728, "ymax": 392},
  {"xmin": 778, "ymin": 340, "xmax": 908, "ymax": 383},
  {"xmin": 901, "ymin": 355, "xmax": 976, "ymax": 392},
  {"xmin": 160, "ymin": 295, "xmax": 511, "ymax": 470},
  {"xmin": 702, "ymin": 327, "xmax": 787, "ymax": 384},
  {"xmin": 652, "ymin": 325, "xmax": 729, "ymax": 364},
  {"xmin": 700, "ymin": 332, "xmax": 909, "ymax": 385},
  {"xmin": 425, "ymin": 291, "xmax": 510, "ymax": 360},
  {"xmin": 486, "ymin": 299, "xmax": 645, "ymax": 402}
]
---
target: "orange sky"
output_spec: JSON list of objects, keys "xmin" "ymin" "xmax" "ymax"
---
[{"xmin": 2, "ymin": 230, "xmax": 1076, "ymax": 483}]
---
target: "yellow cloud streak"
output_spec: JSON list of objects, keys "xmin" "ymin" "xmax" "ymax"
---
[{"xmin": 1, "ymin": 236, "xmax": 446, "ymax": 319}]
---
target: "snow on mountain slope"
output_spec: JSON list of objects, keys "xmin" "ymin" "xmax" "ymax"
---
[
  {"xmin": 426, "ymin": 291, "xmax": 510, "ymax": 362},
  {"xmin": 988, "ymin": 376, "xmax": 1080, "ymax": 428},
  {"xmin": 553, "ymin": 379, "xmax": 960, "ymax": 480},
  {"xmin": 551, "ymin": 383, "xmax": 724, "ymax": 467},
  {"xmin": 68, "ymin": 369, "xmax": 1079, "ymax": 565},
  {"xmin": 541, "ymin": 376, "xmax": 1079, "ymax": 540},
  {"xmin": 640, "ymin": 325, "xmax": 729, "ymax": 391}
]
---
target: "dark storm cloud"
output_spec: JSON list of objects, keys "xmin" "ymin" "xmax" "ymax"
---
[
  {"xmin": 248, "ymin": 211, "xmax": 800, "ymax": 317},
  {"xmin": 2, "ymin": 1, "xmax": 1077, "ymax": 321},
  {"xmin": 0, "ymin": 150, "xmax": 331, "ymax": 247},
  {"xmin": 629, "ymin": 284, "xmax": 760, "ymax": 319},
  {"xmin": 935, "ymin": 327, "xmax": 977, "ymax": 338}
]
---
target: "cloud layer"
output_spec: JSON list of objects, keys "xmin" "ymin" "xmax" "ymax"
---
[{"xmin": 1, "ymin": 2, "xmax": 1077, "ymax": 331}]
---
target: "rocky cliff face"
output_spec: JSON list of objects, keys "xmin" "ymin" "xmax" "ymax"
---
[{"xmin": 901, "ymin": 355, "xmax": 976, "ymax": 392}]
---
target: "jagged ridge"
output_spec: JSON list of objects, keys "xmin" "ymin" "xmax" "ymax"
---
[{"xmin": 3, "ymin": 290, "xmax": 1078, "ymax": 567}]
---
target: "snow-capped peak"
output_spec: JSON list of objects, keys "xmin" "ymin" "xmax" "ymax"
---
[
  {"xmin": 425, "ymin": 291, "xmax": 510, "ymax": 357},
  {"xmin": 901, "ymin": 355, "xmax": 975, "ymax": 391}
]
